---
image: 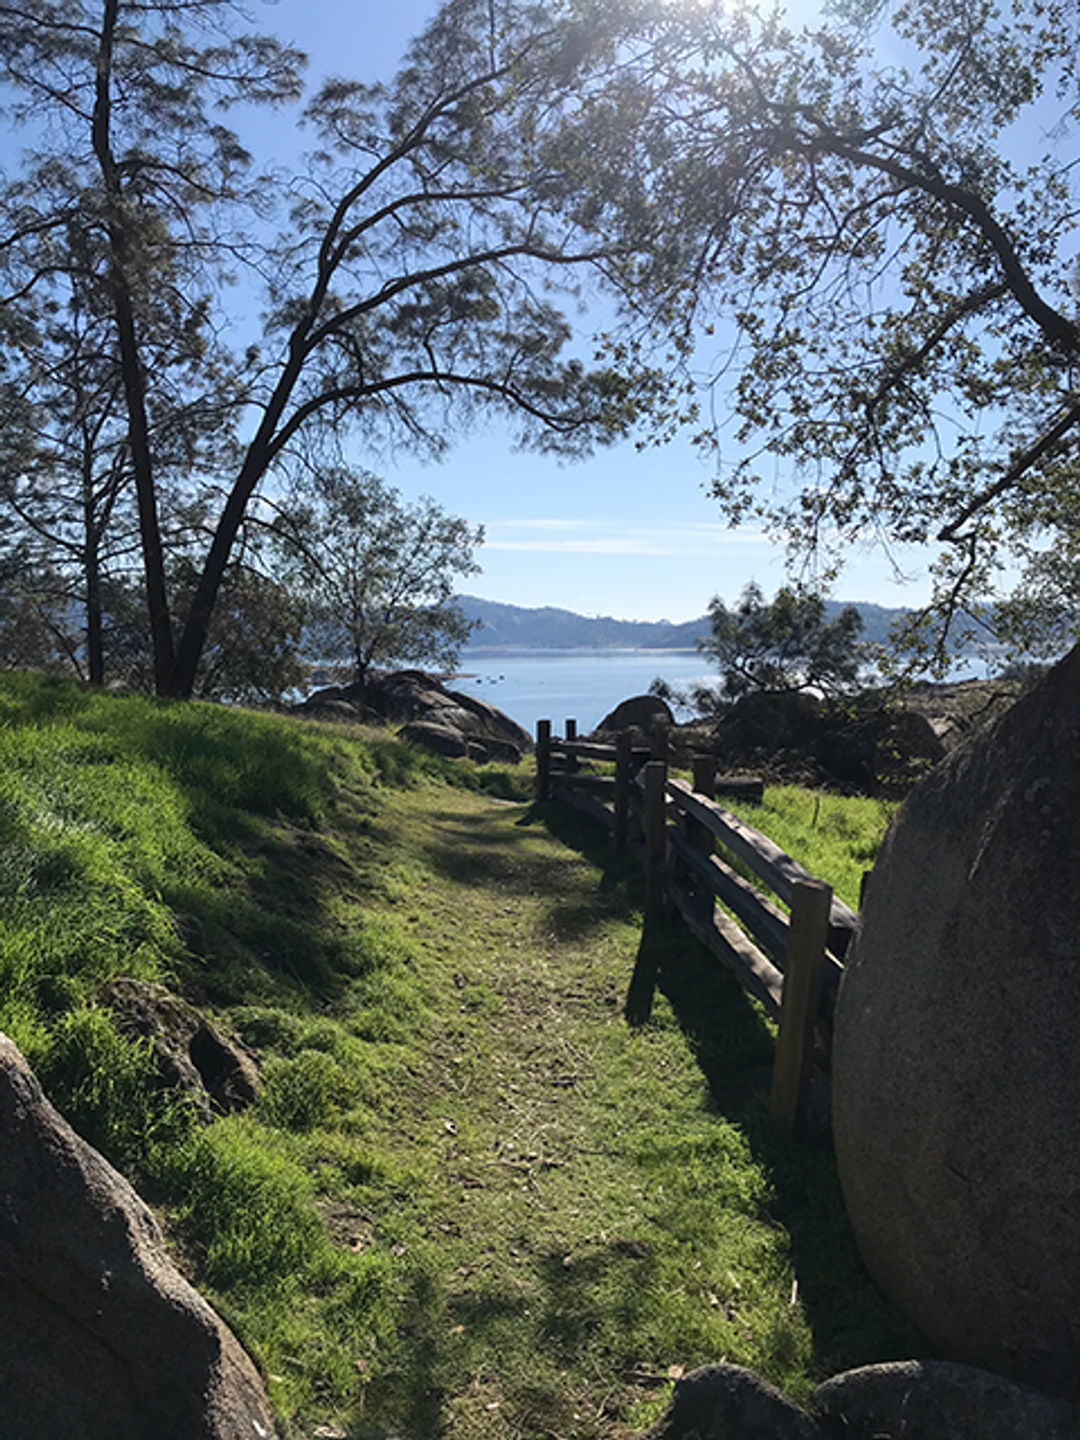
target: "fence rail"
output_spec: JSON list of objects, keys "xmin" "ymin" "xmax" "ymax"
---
[{"xmin": 536, "ymin": 718, "xmax": 857, "ymax": 1138}]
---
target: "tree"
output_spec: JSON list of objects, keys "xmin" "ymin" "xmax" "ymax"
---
[
  {"xmin": 274, "ymin": 470, "xmax": 481, "ymax": 691},
  {"xmin": 553, "ymin": 0, "xmax": 1080, "ymax": 665},
  {"xmin": 0, "ymin": 0, "xmax": 663, "ymax": 699},
  {"xmin": 699, "ymin": 582, "xmax": 865, "ymax": 702}
]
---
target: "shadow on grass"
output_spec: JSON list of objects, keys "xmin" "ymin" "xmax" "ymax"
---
[
  {"xmin": 415, "ymin": 801, "xmax": 641, "ymax": 949},
  {"xmin": 637, "ymin": 909, "xmax": 926, "ymax": 1377},
  {"xmin": 521, "ymin": 800, "xmax": 635, "ymax": 893},
  {"xmin": 533, "ymin": 805, "xmax": 929, "ymax": 1384},
  {"xmin": 167, "ymin": 814, "xmax": 383, "ymax": 1011}
]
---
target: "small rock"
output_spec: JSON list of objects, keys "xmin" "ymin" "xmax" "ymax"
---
[{"xmin": 100, "ymin": 979, "xmax": 259, "ymax": 1119}]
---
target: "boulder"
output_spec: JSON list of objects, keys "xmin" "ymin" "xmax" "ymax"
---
[
  {"xmin": 0, "ymin": 1033, "xmax": 279, "ymax": 1440},
  {"xmin": 813, "ymin": 1360, "xmax": 1080, "ymax": 1440},
  {"xmin": 299, "ymin": 697, "xmax": 362, "ymax": 724},
  {"xmin": 641, "ymin": 1364, "xmax": 821, "ymax": 1440},
  {"xmin": 398, "ymin": 719, "xmax": 469, "ymax": 759},
  {"xmin": 99, "ymin": 979, "xmax": 259, "ymax": 1121},
  {"xmin": 816, "ymin": 701, "xmax": 946, "ymax": 794},
  {"xmin": 713, "ymin": 690, "xmax": 823, "ymax": 755},
  {"xmin": 595, "ymin": 693, "xmax": 674, "ymax": 734},
  {"xmin": 832, "ymin": 643, "xmax": 1080, "ymax": 1396},
  {"xmin": 300, "ymin": 669, "xmax": 531, "ymax": 762},
  {"xmin": 443, "ymin": 686, "xmax": 533, "ymax": 755}
]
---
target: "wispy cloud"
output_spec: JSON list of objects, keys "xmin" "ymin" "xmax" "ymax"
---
[{"xmin": 483, "ymin": 519, "xmax": 769, "ymax": 557}]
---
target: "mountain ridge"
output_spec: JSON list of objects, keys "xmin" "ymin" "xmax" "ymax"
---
[{"xmin": 457, "ymin": 593, "xmax": 908, "ymax": 650}]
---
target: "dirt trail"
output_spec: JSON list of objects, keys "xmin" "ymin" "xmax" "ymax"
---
[{"xmin": 348, "ymin": 787, "xmax": 811, "ymax": 1439}]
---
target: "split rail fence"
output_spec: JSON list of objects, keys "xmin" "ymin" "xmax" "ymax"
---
[{"xmin": 535, "ymin": 718, "xmax": 858, "ymax": 1138}]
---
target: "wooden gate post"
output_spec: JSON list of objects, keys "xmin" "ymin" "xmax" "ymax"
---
[
  {"xmin": 650, "ymin": 720, "xmax": 669, "ymax": 762},
  {"xmin": 644, "ymin": 759, "xmax": 668, "ymax": 914},
  {"xmin": 770, "ymin": 878, "xmax": 832, "ymax": 1140},
  {"xmin": 614, "ymin": 730, "xmax": 632, "ymax": 856},
  {"xmin": 687, "ymin": 753, "xmax": 717, "ymax": 856},
  {"xmin": 536, "ymin": 719, "xmax": 551, "ymax": 801}
]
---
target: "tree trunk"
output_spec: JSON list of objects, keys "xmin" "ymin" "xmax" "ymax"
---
[
  {"xmin": 85, "ymin": 552, "xmax": 105, "ymax": 687},
  {"xmin": 91, "ymin": 0, "xmax": 174, "ymax": 695},
  {"xmin": 168, "ymin": 342, "xmax": 313, "ymax": 699}
]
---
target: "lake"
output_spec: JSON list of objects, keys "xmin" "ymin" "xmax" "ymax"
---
[
  {"xmin": 448, "ymin": 644, "xmax": 1011, "ymax": 738},
  {"xmin": 451, "ymin": 648, "xmax": 715, "ymax": 736}
]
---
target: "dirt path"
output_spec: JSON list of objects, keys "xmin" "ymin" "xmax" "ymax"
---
[{"xmin": 347, "ymin": 787, "xmax": 813, "ymax": 1440}]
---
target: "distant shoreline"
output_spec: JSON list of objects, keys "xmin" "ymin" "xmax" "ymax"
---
[{"xmin": 462, "ymin": 644, "xmax": 701, "ymax": 654}]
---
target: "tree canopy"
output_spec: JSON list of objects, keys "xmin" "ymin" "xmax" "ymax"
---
[
  {"xmin": 273, "ymin": 471, "xmax": 482, "ymax": 689},
  {"xmin": 0, "ymin": 0, "xmax": 662, "ymax": 696},
  {"xmin": 555, "ymin": 0, "xmax": 1080, "ymax": 664},
  {"xmin": 3, "ymin": 0, "xmax": 1079, "ymax": 685},
  {"xmin": 700, "ymin": 582, "xmax": 865, "ymax": 701}
]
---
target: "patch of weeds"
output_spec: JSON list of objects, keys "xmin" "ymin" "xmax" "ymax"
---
[
  {"xmin": 729, "ymin": 786, "xmax": 895, "ymax": 909},
  {"xmin": 168, "ymin": 1115, "xmax": 333, "ymax": 1293}
]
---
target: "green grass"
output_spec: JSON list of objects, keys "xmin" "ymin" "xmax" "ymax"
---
[
  {"xmin": 0, "ymin": 671, "xmax": 922, "ymax": 1438},
  {"xmin": 726, "ymin": 785, "xmax": 896, "ymax": 910}
]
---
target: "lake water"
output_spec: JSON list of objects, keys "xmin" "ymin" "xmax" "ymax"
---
[
  {"xmin": 449, "ymin": 644, "xmax": 1009, "ymax": 738},
  {"xmin": 451, "ymin": 648, "xmax": 715, "ymax": 736}
]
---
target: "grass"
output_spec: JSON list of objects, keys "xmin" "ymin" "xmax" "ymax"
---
[
  {"xmin": 726, "ymin": 785, "xmax": 896, "ymax": 910},
  {"xmin": 0, "ymin": 671, "xmax": 923, "ymax": 1438}
]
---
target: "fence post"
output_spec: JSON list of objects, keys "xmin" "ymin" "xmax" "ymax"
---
[
  {"xmin": 688, "ymin": 753, "xmax": 717, "ymax": 856},
  {"xmin": 770, "ymin": 878, "xmax": 832, "ymax": 1140},
  {"xmin": 644, "ymin": 758, "xmax": 668, "ymax": 914},
  {"xmin": 565, "ymin": 718, "xmax": 578, "ymax": 774},
  {"xmin": 650, "ymin": 720, "xmax": 669, "ymax": 762},
  {"xmin": 536, "ymin": 719, "xmax": 551, "ymax": 801},
  {"xmin": 614, "ymin": 730, "xmax": 631, "ymax": 856}
]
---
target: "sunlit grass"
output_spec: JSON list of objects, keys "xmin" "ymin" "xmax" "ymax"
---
[{"xmin": 727, "ymin": 784, "xmax": 895, "ymax": 910}]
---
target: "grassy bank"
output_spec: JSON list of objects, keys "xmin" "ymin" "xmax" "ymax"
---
[{"xmin": 0, "ymin": 672, "xmax": 921, "ymax": 1438}]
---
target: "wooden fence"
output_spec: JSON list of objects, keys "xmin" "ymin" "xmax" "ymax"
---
[{"xmin": 535, "ymin": 719, "xmax": 858, "ymax": 1138}]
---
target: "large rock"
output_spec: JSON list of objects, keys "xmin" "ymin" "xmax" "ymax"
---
[
  {"xmin": 0, "ymin": 1034, "xmax": 279, "ymax": 1440},
  {"xmin": 832, "ymin": 643, "xmax": 1080, "ymax": 1396},
  {"xmin": 813, "ymin": 1360, "xmax": 1080, "ymax": 1440},
  {"xmin": 595, "ymin": 693, "xmax": 674, "ymax": 734},
  {"xmin": 299, "ymin": 668, "xmax": 532, "ymax": 762}
]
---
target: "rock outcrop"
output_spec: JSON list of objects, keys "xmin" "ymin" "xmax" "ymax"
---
[
  {"xmin": 705, "ymin": 690, "xmax": 946, "ymax": 794},
  {"xmin": 0, "ymin": 1034, "xmax": 278, "ymax": 1439},
  {"xmin": 298, "ymin": 668, "xmax": 532, "ymax": 763},
  {"xmin": 832, "ymin": 643, "xmax": 1080, "ymax": 1396},
  {"xmin": 99, "ymin": 978, "xmax": 259, "ymax": 1121},
  {"xmin": 640, "ymin": 1364, "xmax": 819, "ymax": 1440},
  {"xmin": 813, "ymin": 1360, "xmax": 1080, "ymax": 1440}
]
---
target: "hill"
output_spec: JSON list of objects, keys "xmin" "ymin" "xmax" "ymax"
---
[{"xmin": 458, "ymin": 593, "xmax": 910, "ymax": 650}]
